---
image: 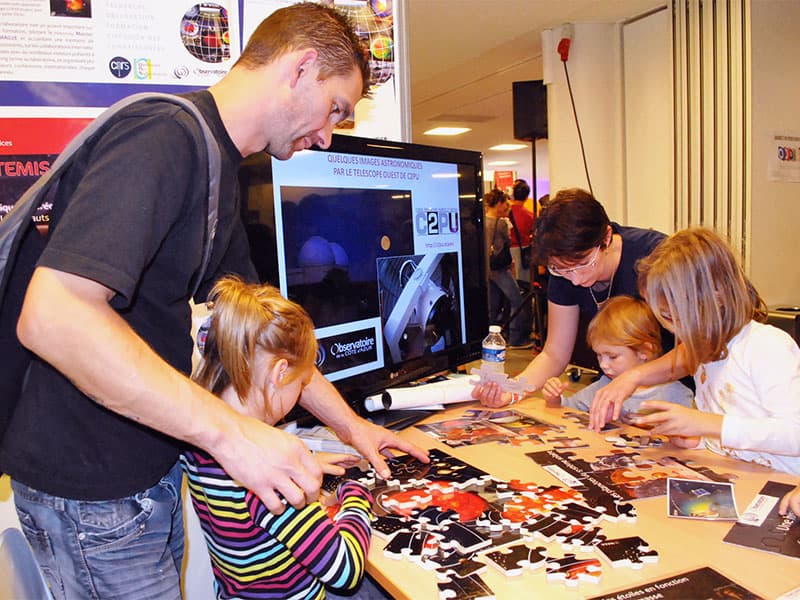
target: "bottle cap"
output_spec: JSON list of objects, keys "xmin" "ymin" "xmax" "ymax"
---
[{"xmin": 489, "ymin": 325, "xmax": 501, "ymax": 333}]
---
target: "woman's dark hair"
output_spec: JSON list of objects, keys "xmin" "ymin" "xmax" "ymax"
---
[
  {"xmin": 483, "ymin": 188, "xmax": 507, "ymax": 208},
  {"xmin": 533, "ymin": 188, "xmax": 610, "ymax": 263}
]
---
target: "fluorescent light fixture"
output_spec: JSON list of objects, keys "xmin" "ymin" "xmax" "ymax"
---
[
  {"xmin": 487, "ymin": 160, "xmax": 518, "ymax": 166},
  {"xmin": 489, "ymin": 143, "xmax": 527, "ymax": 151},
  {"xmin": 423, "ymin": 127, "xmax": 471, "ymax": 136},
  {"xmin": 432, "ymin": 172, "xmax": 461, "ymax": 179}
]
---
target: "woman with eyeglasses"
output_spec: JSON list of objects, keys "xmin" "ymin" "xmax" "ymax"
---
[{"xmin": 473, "ymin": 188, "xmax": 667, "ymax": 408}]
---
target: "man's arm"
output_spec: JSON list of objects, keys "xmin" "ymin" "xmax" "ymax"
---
[
  {"xmin": 17, "ymin": 267, "xmax": 321, "ymax": 512},
  {"xmin": 298, "ymin": 370, "xmax": 429, "ymax": 478}
]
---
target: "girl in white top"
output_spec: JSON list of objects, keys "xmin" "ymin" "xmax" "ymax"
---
[{"xmin": 599, "ymin": 228, "xmax": 800, "ymax": 475}]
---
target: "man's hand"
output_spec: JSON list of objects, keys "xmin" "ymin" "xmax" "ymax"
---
[
  {"xmin": 589, "ymin": 369, "xmax": 640, "ymax": 431},
  {"xmin": 632, "ymin": 400, "xmax": 723, "ymax": 439},
  {"xmin": 217, "ymin": 414, "xmax": 322, "ymax": 514},
  {"xmin": 471, "ymin": 381, "xmax": 512, "ymax": 408},
  {"xmin": 779, "ymin": 485, "xmax": 800, "ymax": 518},
  {"xmin": 343, "ymin": 418, "xmax": 429, "ymax": 479},
  {"xmin": 314, "ymin": 451, "xmax": 364, "ymax": 476}
]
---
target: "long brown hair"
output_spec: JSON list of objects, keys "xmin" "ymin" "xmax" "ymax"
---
[
  {"xmin": 637, "ymin": 227, "xmax": 767, "ymax": 373},
  {"xmin": 194, "ymin": 276, "xmax": 317, "ymax": 402}
]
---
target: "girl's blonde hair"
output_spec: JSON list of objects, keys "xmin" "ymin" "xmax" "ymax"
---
[
  {"xmin": 194, "ymin": 276, "xmax": 317, "ymax": 401},
  {"xmin": 586, "ymin": 295, "xmax": 662, "ymax": 361},
  {"xmin": 637, "ymin": 227, "xmax": 767, "ymax": 373}
]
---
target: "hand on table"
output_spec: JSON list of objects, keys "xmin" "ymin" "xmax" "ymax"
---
[
  {"xmin": 779, "ymin": 484, "xmax": 800, "ymax": 518},
  {"xmin": 471, "ymin": 380, "xmax": 513, "ymax": 408},
  {"xmin": 589, "ymin": 369, "xmax": 639, "ymax": 431},
  {"xmin": 314, "ymin": 451, "xmax": 364, "ymax": 476},
  {"xmin": 631, "ymin": 400, "xmax": 723, "ymax": 439},
  {"xmin": 669, "ymin": 435, "xmax": 703, "ymax": 449},
  {"xmin": 542, "ymin": 377, "xmax": 569, "ymax": 408},
  {"xmin": 343, "ymin": 418, "xmax": 429, "ymax": 479}
]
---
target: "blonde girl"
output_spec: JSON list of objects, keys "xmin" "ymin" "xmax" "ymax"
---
[
  {"xmin": 542, "ymin": 295, "xmax": 693, "ymax": 415},
  {"xmin": 593, "ymin": 228, "xmax": 800, "ymax": 473},
  {"xmin": 182, "ymin": 276, "xmax": 374, "ymax": 599}
]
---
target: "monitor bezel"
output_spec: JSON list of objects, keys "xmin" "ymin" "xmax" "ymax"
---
[{"xmin": 238, "ymin": 133, "xmax": 487, "ymax": 416}]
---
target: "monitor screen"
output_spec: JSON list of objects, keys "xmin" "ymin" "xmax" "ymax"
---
[{"xmin": 239, "ymin": 134, "xmax": 487, "ymax": 414}]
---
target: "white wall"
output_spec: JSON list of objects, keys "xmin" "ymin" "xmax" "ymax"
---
[
  {"xmin": 749, "ymin": 1, "xmax": 800, "ymax": 307},
  {"xmin": 544, "ymin": 23, "xmax": 626, "ymax": 221},
  {"xmin": 622, "ymin": 8, "xmax": 673, "ymax": 234}
]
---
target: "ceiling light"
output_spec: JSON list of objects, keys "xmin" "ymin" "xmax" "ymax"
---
[
  {"xmin": 423, "ymin": 127, "xmax": 471, "ymax": 136},
  {"xmin": 489, "ymin": 143, "xmax": 527, "ymax": 151},
  {"xmin": 487, "ymin": 160, "xmax": 518, "ymax": 166}
]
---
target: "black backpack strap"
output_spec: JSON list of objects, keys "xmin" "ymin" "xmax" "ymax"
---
[
  {"xmin": 507, "ymin": 209, "xmax": 524, "ymax": 249},
  {"xmin": 0, "ymin": 92, "xmax": 219, "ymax": 306}
]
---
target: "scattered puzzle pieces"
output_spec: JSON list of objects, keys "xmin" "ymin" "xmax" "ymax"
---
[
  {"xmin": 545, "ymin": 554, "xmax": 602, "ymax": 586},
  {"xmin": 437, "ymin": 573, "xmax": 495, "ymax": 600},
  {"xmin": 484, "ymin": 544, "xmax": 547, "ymax": 576},
  {"xmin": 596, "ymin": 536, "xmax": 659, "ymax": 569},
  {"xmin": 605, "ymin": 433, "xmax": 667, "ymax": 449}
]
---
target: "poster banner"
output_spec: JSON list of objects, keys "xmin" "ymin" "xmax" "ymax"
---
[
  {"xmin": 0, "ymin": 0, "xmax": 403, "ymax": 212},
  {"xmin": 0, "ymin": 1, "xmax": 240, "ymax": 91}
]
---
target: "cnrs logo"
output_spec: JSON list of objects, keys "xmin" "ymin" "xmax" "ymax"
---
[
  {"xmin": 109, "ymin": 57, "xmax": 131, "ymax": 79},
  {"xmin": 777, "ymin": 146, "xmax": 798, "ymax": 161}
]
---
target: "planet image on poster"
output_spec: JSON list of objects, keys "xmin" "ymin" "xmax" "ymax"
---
[
  {"xmin": 336, "ymin": 0, "xmax": 395, "ymax": 86},
  {"xmin": 370, "ymin": 35, "xmax": 393, "ymax": 61},
  {"xmin": 369, "ymin": 0, "xmax": 393, "ymax": 20},
  {"xmin": 180, "ymin": 3, "xmax": 231, "ymax": 63}
]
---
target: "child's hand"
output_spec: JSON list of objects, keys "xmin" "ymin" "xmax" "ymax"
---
[
  {"xmin": 779, "ymin": 484, "xmax": 800, "ymax": 518},
  {"xmin": 669, "ymin": 435, "xmax": 702, "ymax": 449},
  {"xmin": 633, "ymin": 401, "xmax": 723, "ymax": 438},
  {"xmin": 314, "ymin": 451, "xmax": 364, "ymax": 476},
  {"xmin": 542, "ymin": 377, "xmax": 569, "ymax": 408}
]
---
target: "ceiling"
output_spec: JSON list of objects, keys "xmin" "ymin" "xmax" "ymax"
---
[{"xmin": 405, "ymin": 0, "xmax": 664, "ymax": 185}]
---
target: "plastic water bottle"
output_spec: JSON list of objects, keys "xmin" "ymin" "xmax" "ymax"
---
[{"xmin": 481, "ymin": 325, "xmax": 506, "ymax": 374}]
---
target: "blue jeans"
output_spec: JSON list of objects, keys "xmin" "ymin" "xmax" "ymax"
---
[{"xmin": 11, "ymin": 461, "xmax": 184, "ymax": 600}]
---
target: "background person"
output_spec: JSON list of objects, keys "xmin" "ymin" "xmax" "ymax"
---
[
  {"xmin": 484, "ymin": 189, "xmax": 531, "ymax": 349},
  {"xmin": 473, "ymin": 188, "xmax": 666, "ymax": 407},
  {"xmin": 1, "ymin": 5, "xmax": 426, "ymax": 599}
]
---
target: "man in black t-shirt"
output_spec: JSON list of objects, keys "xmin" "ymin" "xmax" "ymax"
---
[{"xmin": 1, "ymin": 5, "xmax": 427, "ymax": 599}]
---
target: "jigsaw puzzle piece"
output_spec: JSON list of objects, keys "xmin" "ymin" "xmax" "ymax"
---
[
  {"xmin": 438, "ymin": 522, "xmax": 493, "ymax": 554},
  {"xmin": 547, "ymin": 435, "xmax": 589, "ymax": 448},
  {"xmin": 555, "ymin": 525, "xmax": 607, "ymax": 552},
  {"xmin": 597, "ymin": 536, "xmax": 659, "ymax": 569},
  {"xmin": 484, "ymin": 544, "xmax": 548, "ymax": 576},
  {"xmin": 435, "ymin": 556, "xmax": 487, "ymax": 581},
  {"xmin": 371, "ymin": 514, "xmax": 411, "ymax": 539},
  {"xmin": 520, "ymin": 514, "xmax": 570, "ymax": 542},
  {"xmin": 437, "ymin": 573, "xmax": 495, "ymax": 600},
  {"xmin": 545, "ymin": 554, "xmax": 602, "ymax": 586}
]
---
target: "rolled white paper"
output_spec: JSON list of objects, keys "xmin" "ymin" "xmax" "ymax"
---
[{"xmin": 364, "ymin": 377, "xmax": 474, "ymax": 412}]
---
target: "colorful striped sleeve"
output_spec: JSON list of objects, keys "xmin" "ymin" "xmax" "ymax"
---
[{"xmin": 248, "ymin": 481, "xmax": 374, "ymax": 593}]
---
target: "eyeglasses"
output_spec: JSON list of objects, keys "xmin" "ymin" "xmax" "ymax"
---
[{"xmin": 547, "ymin": 245, "xmax": 602, "ymax": 277}]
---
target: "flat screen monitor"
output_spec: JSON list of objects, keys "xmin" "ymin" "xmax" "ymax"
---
[{"xmin": 238, "ymin": 134, "xmax": 487, "ymax": 416}]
